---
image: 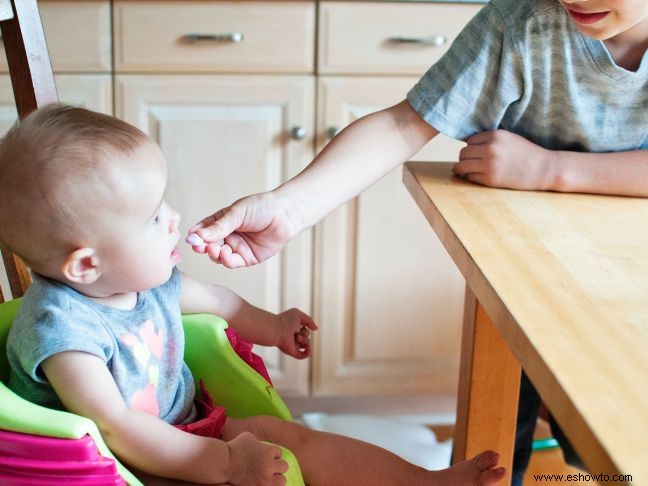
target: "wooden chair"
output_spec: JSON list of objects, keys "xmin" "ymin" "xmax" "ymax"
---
[{"xmin": 0, "ymin": 0, "xmax": 58, "ymax": 302}]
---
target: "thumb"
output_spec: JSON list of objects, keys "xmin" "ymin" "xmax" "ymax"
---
[{"xmin": 189, "ymin": 207, "xmax": 243, "ymax": 243}]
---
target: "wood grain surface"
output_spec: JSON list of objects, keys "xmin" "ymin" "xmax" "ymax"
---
[{"xmin": 404, "ymin": 162, "xmax": 647, "ymax": 484}]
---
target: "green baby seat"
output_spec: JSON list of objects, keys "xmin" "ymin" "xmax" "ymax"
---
[{"xmin": 0, "ymin": 299, "xmax": 305, "ymax": 485}]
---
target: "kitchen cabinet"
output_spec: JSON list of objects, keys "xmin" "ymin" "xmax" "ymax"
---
[
  {"xmin": 313, "ymin": 0, "xmax": 481, "ymax": 397},
  {"xmin": 313, "ymin": 76, "xmax": 467, "ymax": 396}
]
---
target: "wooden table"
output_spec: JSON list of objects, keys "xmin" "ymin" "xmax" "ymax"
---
[{"xmin": 403, "ymin": 162, "xmax": 647, "ymax": 486}]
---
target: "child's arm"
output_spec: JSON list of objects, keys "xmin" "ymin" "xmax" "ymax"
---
[
  {"xmin": 188, "ymin": 99, "xmax": 438, "ymax": 268},
  {"xmin": 41, "ymin": 351, "xmax": 288, "ymax": 484},
  {"xmin": 179, "ymin": 271, "xmax": 317, "ymax": 358},
  {"xmin": 453, "ymin": 130, "xmax": 648, "ymax": 197}
]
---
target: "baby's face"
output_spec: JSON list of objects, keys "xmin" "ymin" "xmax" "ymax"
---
[
  {"xmin": 95, "ymin": 143, "xmax": 181, "ymax": 293},
  {"xmin": 559, "ymin": 0, "xmax": 648, "ymax": 41}
]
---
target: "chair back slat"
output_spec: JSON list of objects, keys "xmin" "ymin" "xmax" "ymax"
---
[{"xmin": 0, "ymin": 0, "xmax": 58, "ymax": 298}]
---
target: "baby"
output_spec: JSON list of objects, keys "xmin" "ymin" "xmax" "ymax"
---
[{"xmin": 0, "ymin": 105, "xmax": 504, "ymax": 485}]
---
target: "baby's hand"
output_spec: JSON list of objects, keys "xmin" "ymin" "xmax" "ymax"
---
[
  {"xmin": 227, "ymin": 432, "xmax": 288, "ymax": 486},
  {"xmin": 277, "ymin": 308, "xmax": 318, "ymax": 359}
]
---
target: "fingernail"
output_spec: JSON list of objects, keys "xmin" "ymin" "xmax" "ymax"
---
[{"xmin": 186, "ymin": 233, "xmax": 205, "ymax": 246}]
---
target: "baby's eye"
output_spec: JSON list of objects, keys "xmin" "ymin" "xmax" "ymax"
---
[{"xmin": 153, "ymin": 214, "xmax": 160, "ymax": 224}]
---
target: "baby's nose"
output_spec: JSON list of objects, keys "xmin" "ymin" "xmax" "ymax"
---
[{"xmin": 169, "ymin": 209, "xmax": 181, "ymax": 232}]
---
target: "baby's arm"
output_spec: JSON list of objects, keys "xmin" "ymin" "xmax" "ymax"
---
[
  {"xmin": 179, "ymin": 271, "xmax": 317, "ymax": 358},
  {"xmin": 41, "ymin": 351, "xmax": 288, "ymax": 484},
  {"xmin": 453, "ymin": 130, "xmax": 648, "ymax": 197}
]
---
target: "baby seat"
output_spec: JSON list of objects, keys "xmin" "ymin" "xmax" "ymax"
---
[{"xmin": 0, "ymin": 299, "xmax": 305, "ymax": 485}]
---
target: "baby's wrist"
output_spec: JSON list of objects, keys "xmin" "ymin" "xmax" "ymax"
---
[{"xmin": 274, "ymin": 313, "xmax": 287, "ymax": 347}]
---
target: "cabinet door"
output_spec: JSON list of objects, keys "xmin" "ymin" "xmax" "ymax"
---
[
  {"xmin": 0, "ymin": 74, "xmax": 113, "ymax": 134},
  {"xmin": 115, "ymin": 75, "xmax": 314, "ymax": 395},
  {"xmin": 313, "ymin": 76, "xmax": 464, "ymax": 396}
]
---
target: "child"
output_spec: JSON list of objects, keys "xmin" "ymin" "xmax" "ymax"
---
[
  {"xmin": 187, "ymin": 0, "xmax": 648, "ymax": 483},
  {"xmin": 0, "ymin": 105, "xmax": 505, "ymax": 485}
]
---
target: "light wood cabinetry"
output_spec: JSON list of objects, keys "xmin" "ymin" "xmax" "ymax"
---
[
  {"xmin": 1, "ymin": 0, "xmax": 484, "ymax": 408},
  {"xmin": 0, "ymin": 1, "xmax": 111, "ymax": 73},
  {"xmin": 313, "ymin": 0, "xmax": 481, "ymax": 397},
  {"xmin": 318, "ymin": 2, "xmax": 479, "ymax": 75},
  {"xmin": 313, "ymin": 76, "xmax": 467, "ymax": 396},
  {"xmin": 113, "ymin": 1, "xmax": 315, "ymax": 73}
]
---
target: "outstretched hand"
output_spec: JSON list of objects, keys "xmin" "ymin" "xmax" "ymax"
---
[
  {"xmin": 276, "ymin": 308, "xmax": 318, "ymax": 359},
  {"xmin": 187, "ymin": 192, "xmax": 298, "ymax": 268},
  {"xmin": 453, "ymin": 130, "xmax": 556, "ymax": 191}
]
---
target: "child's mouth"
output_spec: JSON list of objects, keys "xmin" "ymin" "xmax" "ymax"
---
[
  {"xmin": 171, "ymin": 247, "xmax": 180, "ymax": 262},
  {"xmin": 567, "ymin": 8, "xmax": 610, "ymax": 25}
]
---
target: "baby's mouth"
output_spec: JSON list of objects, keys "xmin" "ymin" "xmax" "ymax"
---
[{"xmin": 171, "ymin": 246, "xmax": 180, "ymax": 262}]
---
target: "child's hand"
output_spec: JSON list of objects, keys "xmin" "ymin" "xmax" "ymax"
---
[
  {"xmin": 226, "ymin": 432, "xmax": 288, "ymax": 486},
  {"xmin": 453, "ymin": 130, "xmax": 557, "ymax": 191},
  {"xmin": 277, "ymin": 308, "xmax": 318, "ymax": 359}
]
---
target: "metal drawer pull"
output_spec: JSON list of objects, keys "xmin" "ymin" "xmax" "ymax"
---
[
  {"xmin": 179, "ymin": 33, "xmax": 244, "ymax": 44},
  {"xmin": 387, "ymin": 35, "xmax": 447, "ymax": 47},
  {"xmin": 326, "ymin": 126, "xmax": 340, "ymax": 140},
  {"xmin": 290, "ymin": 126, "xmax": 307, "ymax": 140}
]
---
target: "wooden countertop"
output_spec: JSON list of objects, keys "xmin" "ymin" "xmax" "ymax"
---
[{"xmin": 404, "ymin": 162, "xmax": 647, "ymax": 483}]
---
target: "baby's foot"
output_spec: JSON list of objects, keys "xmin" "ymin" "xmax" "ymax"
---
[{"xmin": 432, "ymin": 451, "xmax": 505, "ymax": 485}]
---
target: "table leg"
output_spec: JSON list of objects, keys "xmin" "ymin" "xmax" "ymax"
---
[{"xmin": 453, "ymin": 286, "xmax": 521, "ymax": 484}]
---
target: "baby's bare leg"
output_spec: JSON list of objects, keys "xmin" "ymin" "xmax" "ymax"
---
[{"xmin": 223, "ymin": 416, "xmax": 505, "ymax": 486}]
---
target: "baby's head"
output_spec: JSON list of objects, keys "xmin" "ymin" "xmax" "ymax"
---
[{"xmin": 0, "ymin": 105, "xmax": 181, "ymax": 295}]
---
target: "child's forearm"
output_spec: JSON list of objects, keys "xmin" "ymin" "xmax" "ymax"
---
[
  {"xmin": 206, "ymin": 285, "xmax": 281, "ymax": 345},
  {"xmin": 100, "ymin": 409, "xmax": 231, "ymax": 483},
  {"xmin": 276, "ymin": 99, "xmax": 438, "ymax": 233},
  {"xmin": 180, "ymin": 273, "xmax": 282, "ymax": 345},
  {"xmin": 549, "ymin": 149, "xmax": 648, "ymax": 197}
]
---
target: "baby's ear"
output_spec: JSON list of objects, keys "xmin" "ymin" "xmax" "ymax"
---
[{"xmin": 61, "ymin": 248, "xmax": 101, "ymax": 284}]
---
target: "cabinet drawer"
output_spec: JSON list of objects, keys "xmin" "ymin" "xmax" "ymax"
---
[
  {"xmin": 114, "ymin": 1, "xmax": 315, "ymax": 73},
  {"xmin": 318, "ymin": 2, "xmax": 482, "ymax": 75},
  {"xmin": 0, "ymin": 1, "xmax": 111, "ymax": 73}
]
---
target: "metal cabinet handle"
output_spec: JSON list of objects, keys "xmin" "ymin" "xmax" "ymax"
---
[
  {"xmin": 179, "ymin": 33, "xmax": 244, "ymax": 44},
  {"xmin": 387, "ymin": 35, "xmax": 447, "ymax": 47},
  {"xmin": 290, "ymin": 126, "xmax": 307, "ymax": 140},
  {"xmin": 326, "ymin": 126, "xmax": 340, "ymax": 140}
]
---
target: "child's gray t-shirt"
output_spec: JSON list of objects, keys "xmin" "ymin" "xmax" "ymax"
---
[
  {"xmin": 7, "ymin": 268, "xmax": 197, "ymax": 425},
  {"xmin": 407, "ymin": 0, "xmax": 648, "ymax": 151}
]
